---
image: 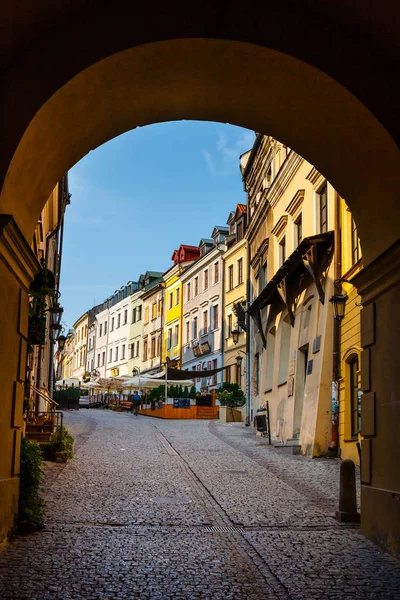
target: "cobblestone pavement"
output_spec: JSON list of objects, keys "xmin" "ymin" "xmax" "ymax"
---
[{"xmin": 0, "ymin": 410, "xmax": 399, "ymax": 599}]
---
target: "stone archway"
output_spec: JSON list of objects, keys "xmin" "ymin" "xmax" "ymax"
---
[{"xmin": 1, "ymin": 3, "xmax": 399, "ymax": 552}]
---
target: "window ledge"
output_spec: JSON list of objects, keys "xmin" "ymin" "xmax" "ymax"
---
[{"xmin": 277, "ymin": 380, "xmax": 287, "ymax": 387}]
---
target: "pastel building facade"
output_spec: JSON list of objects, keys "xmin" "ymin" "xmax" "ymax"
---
[
  {"xmin": 105, "ymin": 282, "xmax": 138, "ymax": 378},
  {"xmin": 181, "ymin": 228, "xmax": 227, "ymax": 392},
  {"xmin": 223, "ymin": 205, "xmax": 248, "ymax": 391},
  {"xmin": 244, "ymin": 134, "xmax": 338, "ymax": 456},
  {"xmin": 139, "ymin": 272, "xmax": 164, "ymax": 375},
  {"xmin": 163, "ymin": 245, "xmax": 200, "ymax": 367},
  {"xmin": 72, "ymin": 312, "xmax": 88, "ymax": 380}
]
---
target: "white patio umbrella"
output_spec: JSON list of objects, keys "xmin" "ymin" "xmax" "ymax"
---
[
  {"xmin": 55, "ymin": 377, "xmax": 81, "ymax": 388},
  {"xmin": 122, "ymin": 375, "xmax": 194, "ymax": 390}
]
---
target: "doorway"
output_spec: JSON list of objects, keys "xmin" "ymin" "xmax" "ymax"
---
[{"xmin": 293, "ymin": 343, "xmax": 309, "ymax": 439}]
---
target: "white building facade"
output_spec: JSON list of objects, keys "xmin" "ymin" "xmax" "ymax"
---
[
  {"xmin": 138, "ymin": 272, "xmax": 164, "ymax": 375},
  {"xmin": 106, "ymin": 282, "xmax": 138, "ymax": 378}
]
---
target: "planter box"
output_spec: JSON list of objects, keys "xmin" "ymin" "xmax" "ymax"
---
[{"xmin": 219, "ymin": 406, "xmax": 243, "ymax": 423}]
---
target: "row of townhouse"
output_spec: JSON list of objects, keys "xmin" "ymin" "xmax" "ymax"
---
[
  {"xmin": 242, "ymin": 134, "xmax": 362, "ymax": 461},
  {"xmin": 58, "ymin": 134, "xmax": 362, "ymax": 462}
]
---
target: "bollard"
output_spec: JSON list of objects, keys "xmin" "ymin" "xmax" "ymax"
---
[{"xmin": 336, "ymin": 459, "xmax": 360, "ymax": 523}]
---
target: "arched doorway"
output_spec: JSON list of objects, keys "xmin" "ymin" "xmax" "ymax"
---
[{"xmin": 1, "ymin": 5, "xmax": 399, "ymax": 553}]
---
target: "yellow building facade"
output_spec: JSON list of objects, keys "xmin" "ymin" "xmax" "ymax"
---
[
  {"xmin": 162, "ymin": 268, "xmax": 183, "ymax": 366},
  {"xmin": 338, "ymin": 199, "xmax": 363, "ymax": 465},
  {"xmin": 223, "ymin": 205, "xmax": 248, "ymax": 391}
]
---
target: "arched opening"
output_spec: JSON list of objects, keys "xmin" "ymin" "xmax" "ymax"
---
[{"xmin": 1, "ymin": 22, "xmax": 399, "ymax": 554}]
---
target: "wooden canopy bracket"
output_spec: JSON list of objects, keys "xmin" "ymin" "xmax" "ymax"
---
[
  {"xmin": 302, "ymin": 244, "xmax": 325, "ymax": 305},
  {"xmin": 277, "ymin": 277, "xmax": 295, "ymax": 327}
]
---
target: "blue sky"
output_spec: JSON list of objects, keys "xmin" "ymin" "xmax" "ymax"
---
[{"xmin": 61, "ymin": 121, "xmax": 254, "ymax": 330}]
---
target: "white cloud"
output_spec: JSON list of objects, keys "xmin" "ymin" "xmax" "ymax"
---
[{"xmin": 202, "ymin": 128, "xmax": 255, "ymax": 175}]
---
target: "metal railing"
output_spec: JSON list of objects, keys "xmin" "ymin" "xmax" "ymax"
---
[{"xmin": 25, "ymin": 410, "xmax": 64, "ymax": 443}]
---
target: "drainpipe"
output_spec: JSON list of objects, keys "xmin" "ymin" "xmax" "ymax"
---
[{"xmin": 330, "ymin": 191, "xmax": 342, "ymax": 454}]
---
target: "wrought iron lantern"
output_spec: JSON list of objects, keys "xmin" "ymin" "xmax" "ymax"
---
[
  {"xmin": 49, "ymin": 323, "xmax": 62, "ymax": 342},
  {"xmin": 231, "ymin": 324, "xmax": 241, "ymax": 345},
  {"xmin": 235, "ymin": 355, "xmax": 244, "ymax": 367},
  {"xmin": 57, "ymin": 334, "xmax": 67, "ymax": 351},
  {"xmin": 329, "ymin": 293, "xmax": 348, "ymax": 322}
]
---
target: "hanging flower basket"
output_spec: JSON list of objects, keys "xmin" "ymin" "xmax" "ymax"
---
[{"xmin": 27, "ymin": 314, "xmax": 46, "ymax": 345}]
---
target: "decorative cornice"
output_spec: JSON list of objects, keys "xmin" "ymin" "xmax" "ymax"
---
[
  {"xmin": 306, "ymin": 167, "xmax": 322, "ymax": 186},
  {"xmin": 271, "ymin": 215, "xmax": 288, "ymax": 238},
  {"xmin": 286, "ymin": 190, "xmax": 305, "ymax": 216},
  {"xmin": 351, "ymin": 239, "xmax": 400, "ymax": 304},
  {"xmin": 0, "ymin": 215, "xmax": 40, "ymax": 291},
  {"xmin": 268, "ymin": 152, "xmax": 303, "ymax": 208}
]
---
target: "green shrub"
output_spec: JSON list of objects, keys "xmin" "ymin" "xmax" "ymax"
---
[
  {"xmin": 18, "ymin": 438, "xmax": 44, "ymax": 532},
  {"xmin": 53, "ymin": 388, "xmax": 80, "ymax": 404},
  {"xmin": 217, "ymin": 382, "xmax": 246, "ymax": 408},
  {"xmin": 41, "ymin": 425, "xmax": 74, "ymax": 462},
  {"xmin": 149, "ymin": 385, "xmax": 165, "ymax": 402}
]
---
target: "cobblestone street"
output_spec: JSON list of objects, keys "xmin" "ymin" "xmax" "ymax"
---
[{"xmin": 1, "ymin": 410, "xmax": 399, "ymax": 599}]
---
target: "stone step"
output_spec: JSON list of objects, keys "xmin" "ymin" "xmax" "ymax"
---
[{"xmin": 274, "ymin": 443, "xmax": 301, "ymax": 455}]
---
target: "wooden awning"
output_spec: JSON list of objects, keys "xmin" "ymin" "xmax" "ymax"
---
[{"xmin": 248, "ymin": 231, "xmax": 334, "ymax": 347}]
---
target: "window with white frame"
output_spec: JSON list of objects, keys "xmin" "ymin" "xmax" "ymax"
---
[
  {"xmin": 279, "ymin": 236, "xmax": 286, "ymax": 266},
  {"xmin": 278, "ymin": 317, "xmax": 291, "ymax": 385},
  {"xmin": 294, "ymin": 212, "xmax": 302, "ymax": 246},
  {"xmin": 212, "ymin": 304, "xmax": 219, "ymax": 330},
  {"xmin": 194, "ymin": 277, "xmax": 198, "ymax": 296},
  {"xmin": 99, "ymin": 323, "xmax": 102, "ymax": 337},
  {"xmin": 214, "ymin": 262, "xmax": 219, "ymax": 284},
  {"xmin": 203, "ymin": 310, "xmax": 208, "ymax": 334},
  {"xmin": 115, "ymin": 346, "xmax": 119, "ymax": 361},
  {"xmin": 204, "ymin": 269, "xmax": 209, "ymax": 290},
  {"xmin": 117, "ymin": 313, "xmax": 121, "ymax": 328},
  {"xmin": 121, "ymin": 345, "xmax": 125, "ymax": 360},
  {"xmin": 265, "ymin": 327, "xmax": 276, "ymax": 392},
  {"xmin": 187, "ymin": 282, "xmax": 191, "ymax": 301},
  {"xmin": 228, "ymin": 265, "xmax": 234, "ymax": 290},
  {"xmin": 123, "ymin": 309, "xmax": 128, "ymax": 325},
  {"xmin": 186, "ymin": 321, "xmax": 190, "ymax": 344},
  {"xmin": 237, "ymin": 258, "xmax": 243, "ymax": 285},
  {"xmin": 167, "ymin": 328, "xmax": 172, "ymax": 349},
  {"xmin": 193, "ymin": 317, "xmax": 198, "ymax": 339},
  {"xmin": 109, "ymin": 349, "xmax": 112, "ymax": 363},
  {"xmin": 317, "ymin": 184, "xmax": 328, "ymax": 233}
]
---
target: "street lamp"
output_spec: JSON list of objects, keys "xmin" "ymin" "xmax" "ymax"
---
[
  {"xmin": 132, "ymin": 366, "xmax": 140, "ymax": 376},
  {"xmin": 57, "ymin": 333, "xmax": 67, "ymax": 351},
  {"xmin": 49, "ymin": 323, "xmax": 62, "ymax": 342},
  {"xmin": 235, "ymin": 354, "xmax": 244, "ymax": 367},
  {"xmin": 329, "ymin": 293, "xmax": 348, "ymax": 322},
  {"xmin": 231, "ymin": 323, "xmax": 241, "ymax": 345}
]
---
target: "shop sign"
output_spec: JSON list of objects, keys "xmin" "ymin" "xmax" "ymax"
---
[{"xmin": 111, "ymin": 367, "xmax": 119, "ymax": 377}]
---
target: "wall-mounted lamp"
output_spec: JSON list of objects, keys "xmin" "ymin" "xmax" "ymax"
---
[
  {"xmin": 57, "ymin": 334, "xmax": 67, "ymax": 352},
  {"xmin": 231, "ymin": 323, "xmax": 241, "ymax": 345},
  {"xmin": 329, "ymin": 293, "xmax": 348, "ymax": 322},
  {"xmin": 235, "ymin": 355, "xmax": 244, "ymax": 367}
]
